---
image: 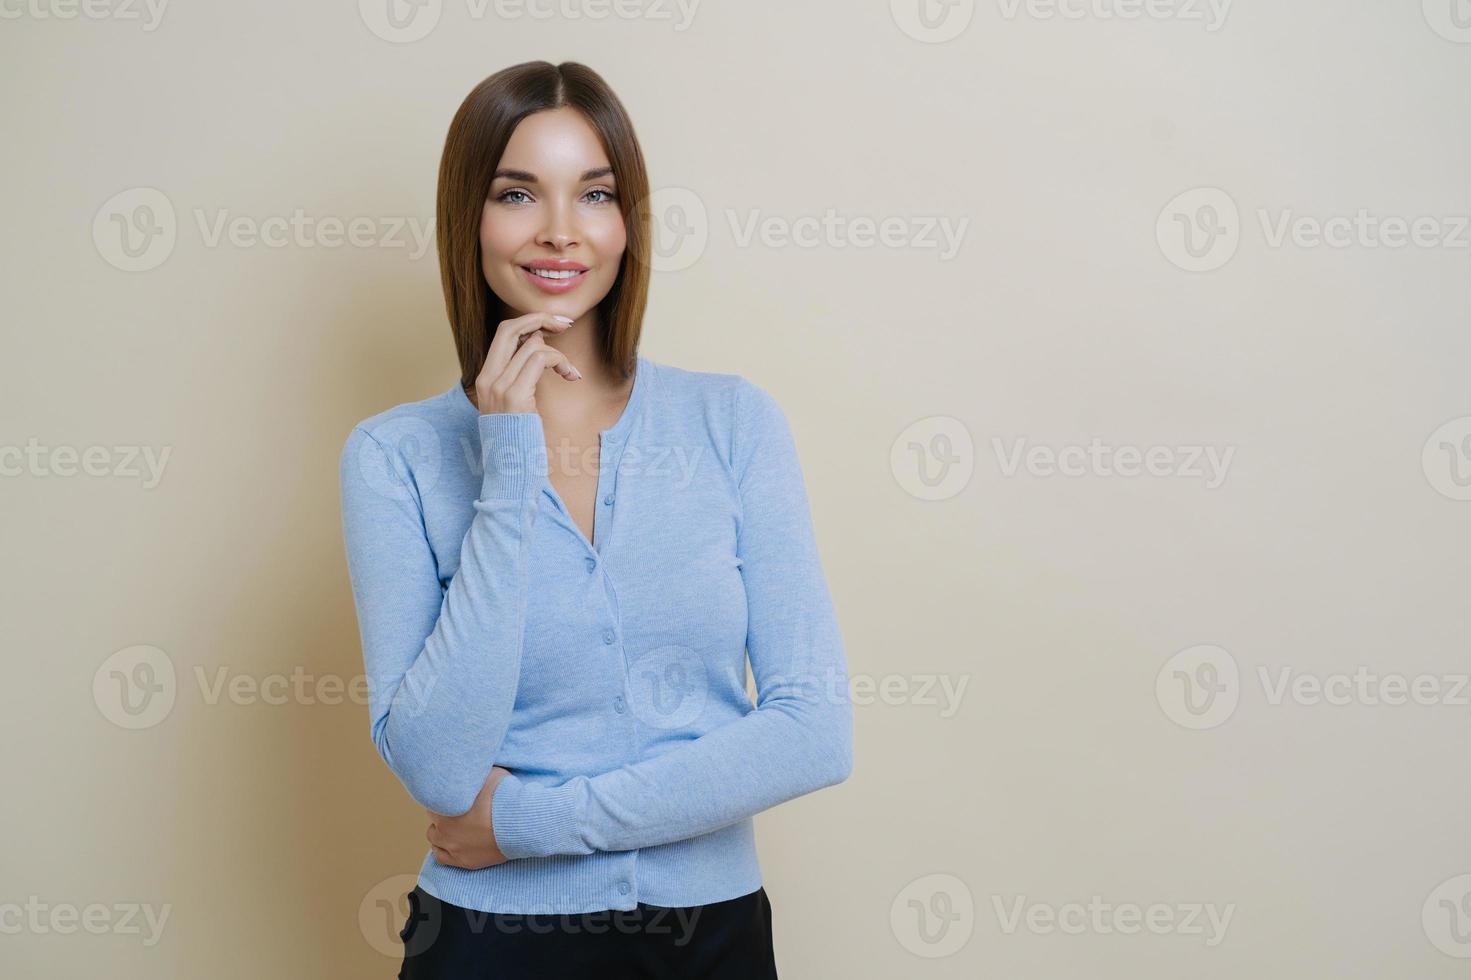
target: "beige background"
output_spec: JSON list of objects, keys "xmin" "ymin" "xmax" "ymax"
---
[{"xmin": 4, "ymin": 1, "xmax": 1471, "ymax": 976}]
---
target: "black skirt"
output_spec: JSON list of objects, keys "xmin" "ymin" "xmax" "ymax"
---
[{"xmin": 397, "ymin": 884, "xmax": 779, "ymax": 979}]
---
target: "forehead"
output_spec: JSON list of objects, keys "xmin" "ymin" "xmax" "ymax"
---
[{"xmin": 498, "ymin": 108, "xmax": 611, "ymax": 176}]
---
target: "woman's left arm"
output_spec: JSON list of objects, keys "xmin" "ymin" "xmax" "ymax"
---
[{"xmin": 488, "ymin": 378, "xmax": 854, "ymax": 858}]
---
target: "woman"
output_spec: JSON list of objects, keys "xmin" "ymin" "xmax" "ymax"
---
[{"xmin": 339, "ymin": 61, "xmax": 852, "ymax": 978}]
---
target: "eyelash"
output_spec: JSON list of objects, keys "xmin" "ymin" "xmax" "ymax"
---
[{"xmin": 495, "ymin": 188, "xmax": 617, "ymax": 206}]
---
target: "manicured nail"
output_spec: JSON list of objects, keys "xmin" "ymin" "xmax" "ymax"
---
[
  {"xmin": 553, "ymin": 315, "xmax": 574, "ymax": 324},
  {"xmin": 568, "ymin": 367, "xmax": 583, "ymax": 380}
]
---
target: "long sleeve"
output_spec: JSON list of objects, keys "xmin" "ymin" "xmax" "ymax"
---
[
  {"xmin": 339, "ymin": 410, "xmax": 546, "ymax": 817},
  {"xmin": 490, "ymin": 379, "xmax": 853, "ymax": 858}
]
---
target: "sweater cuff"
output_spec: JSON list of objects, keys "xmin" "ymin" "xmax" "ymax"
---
[
  {"xmin": 491, "ymin": 774, "xmax": 585, "ymax": 860},
  {"xmin": 477, "ymin": 413, "xmax": 547, "ymax": 501}
]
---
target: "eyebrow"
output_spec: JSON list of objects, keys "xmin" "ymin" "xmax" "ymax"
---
[{"xmin": 492, "ymin": 166, "xmax": 614, "ymax": 183}]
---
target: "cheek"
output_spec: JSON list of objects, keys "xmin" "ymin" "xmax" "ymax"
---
[
  {"xmin": 583, "ymin": 207, "xmax": 626, "ymax": 257},
  {"xmin": 478, "ymin": 202, "xmax": 522, "ymax": 265},
  {"xmin": 590, "ymin": 213, "xmax": 627, "ymax": 277}
]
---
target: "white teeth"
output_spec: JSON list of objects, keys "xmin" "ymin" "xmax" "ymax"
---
[{"xmin": 528, "ymin": 268, "xmax": 582, "ymax": 279}]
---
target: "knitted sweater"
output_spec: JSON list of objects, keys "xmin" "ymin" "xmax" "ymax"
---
[{"xmin": 338, "ymin": 354, "xmax": 853, "ymax": 914}]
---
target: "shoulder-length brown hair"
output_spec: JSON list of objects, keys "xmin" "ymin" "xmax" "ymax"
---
[{"xmin": 436, "ymin": 61, "xmax": 651, "ymax": 390}]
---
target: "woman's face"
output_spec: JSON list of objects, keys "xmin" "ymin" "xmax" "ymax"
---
[{"xmin": 479, "ymin": 107, "xmax": 626, "ymax": 323}]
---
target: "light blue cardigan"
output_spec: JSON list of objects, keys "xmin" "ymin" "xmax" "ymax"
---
[{"xmin": 338, "ymin": 355, "xmax": 853, "ymax": 914}]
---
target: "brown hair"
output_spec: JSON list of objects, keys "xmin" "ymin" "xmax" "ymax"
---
[{"xmin": 436, "ymin": 61, "xmax": 651, "ymax": 390}]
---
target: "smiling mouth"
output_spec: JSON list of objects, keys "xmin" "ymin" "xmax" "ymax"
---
[{"xmin": 524, "ymin": 267, "xmax": 585, "ymax": 280}]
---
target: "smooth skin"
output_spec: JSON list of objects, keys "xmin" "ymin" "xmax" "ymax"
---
[{"xmin": 429, "ymin": 106, "xmax": 633, "ymax": 872}]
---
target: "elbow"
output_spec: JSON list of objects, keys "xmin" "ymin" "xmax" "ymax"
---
[
  {"xmin": 372, "ymin": 723, "xmax": 477, "ymax": 816},
  {"xmin": 825, "ymin": 728, "xmax": 853, "ymax": 786},
  {"xmin": 810, "ymin": 698, "xmax": 853, "ymax": 789},
  {"xmin": 408, "ymin": 769, "xmax": 477, "ymax": 817}
]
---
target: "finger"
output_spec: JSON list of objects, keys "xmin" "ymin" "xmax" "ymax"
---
[
  {"xmin": 503, "ymin": 331, "xmax": 580, "ymax": 390},
  {"xmin": 483, "ymin": 313, "xmax": 573, "ymax": 386},
  {"xmin": 506, "ymin": 346, "xmax": 576, "ymax": 406}
]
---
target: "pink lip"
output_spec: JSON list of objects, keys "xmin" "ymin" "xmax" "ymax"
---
[{"xmin": 520, "ymin": 264, "xmax": 588, "ymax": 294}]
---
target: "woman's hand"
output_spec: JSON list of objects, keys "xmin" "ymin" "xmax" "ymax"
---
[
  {"xmin": 425, "ymin": 766, "xmax": 514, "ymax": 870},
  {"xmin": 475, "ymin": 312, "xmax": 582, "ymax": 414}
]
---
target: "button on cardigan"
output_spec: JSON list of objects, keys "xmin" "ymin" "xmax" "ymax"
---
[{"xmin": 338, "ymin": 355, "xmax": 853, "ymax": 915}]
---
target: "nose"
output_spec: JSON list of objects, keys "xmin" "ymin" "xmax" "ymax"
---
[{"xmin": 536, "ymin": 197, "xmax": 579, "ymax": 250}]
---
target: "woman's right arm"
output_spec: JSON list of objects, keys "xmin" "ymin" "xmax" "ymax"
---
[
  {"xmin": 338, "ymin": 313, "xmax": 579, "ymax": 818},
  {"xmin": 338, "ymin": 410, "xmax": 545, "ymax": 818}
]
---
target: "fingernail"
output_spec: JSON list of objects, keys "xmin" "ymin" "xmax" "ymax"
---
[
  {"xmin": 568, "ymin": 367, "xmax": 582, "ymax": 380},
  {"xmin": 553, "ymin": 315, "xmax": 574, "ymax": 324}
]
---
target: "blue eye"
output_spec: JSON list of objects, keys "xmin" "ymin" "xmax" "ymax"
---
[{"xmin": 494, "ymin": 188, "xmax": 617, "ymax": 205}]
